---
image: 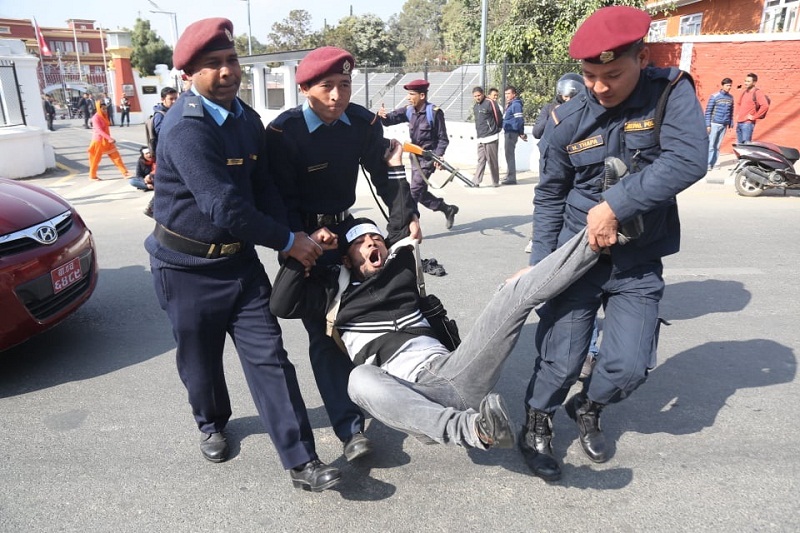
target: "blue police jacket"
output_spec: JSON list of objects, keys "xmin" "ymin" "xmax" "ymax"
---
[
  {"xmin": 503, "ymin": 97, "xmax": 525, "ymax": 134},
  {"xmin": 533, "ymin": 67, "xmax": 708, "ymax": 272},
  {"xmin": 266, "ymin": 103, "xmax": 417, "ymax": 245},
  {"xmin": 704, "ymin": 90, "xmax": 734, "ymax": 128},
  {"xmin": 381, "ymin": 103, "xmax": 449, "ymax": 158},
  {"xmin": 145, "ymin": 92, "xmax": 292, "ymax": 268}
]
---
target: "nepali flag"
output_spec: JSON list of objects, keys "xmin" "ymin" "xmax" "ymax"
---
[{"xmin": 32, "ymin": 18, "xmax": 52, "ymax": 57}]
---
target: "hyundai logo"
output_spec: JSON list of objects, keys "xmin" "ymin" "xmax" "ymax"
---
[{"xmin": 34, "ymin": 225, "xmax": 58, "ymax": 244}]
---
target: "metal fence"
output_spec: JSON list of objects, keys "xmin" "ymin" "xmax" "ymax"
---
[
  {"xmin": 244, "ymin": 61, "xmax": 580, "ymax": 124},
  {"xmin": 0, "ymin": 60, "xmax": 25, "ymax": 127}
]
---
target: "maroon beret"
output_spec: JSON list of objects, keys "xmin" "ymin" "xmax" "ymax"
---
[
  {"xmin": 296, "ymin": 47, "xmax": 355, "ymax": 85},
  {"xmin": 569, "ymin": 6, "xmax": 651, "ymax": 64},
  {"xmin": 403, "ymin": 79, "xmax": 430, "ymax": 92},
  {"xmin": 173, "ymin": 18, "xmax": 235, "ymax": 71}
]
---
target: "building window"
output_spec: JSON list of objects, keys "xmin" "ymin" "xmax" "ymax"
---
[
  {"xmin": 79, "ymin": 42, "xmax": 90, "ymax": 54},
  {"xmin": 649, "ymin": 20, "xmax": 667, "ymax": 41},
  {"xmin": 762, "ymin": 0, "xmax": 800, "ymax": 32},
  {"xmin": 679, "ymin": 13, "xmax": 703, "ymax": 36},
  {"xmin": 0, "ymin": 26, "xmax": 10, "ymax": 34}
]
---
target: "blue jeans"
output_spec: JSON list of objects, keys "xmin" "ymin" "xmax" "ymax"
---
[
  {"xmin": 736, "ymin": 121, "xmax": 755, "ymax": 144},
  {"xmin": 707, "ymin": 123, "xmax": 727, "ymax": 168},
  {"xmin": 348, "ymin": 228, "xmax": 599, "ymax": 447}
]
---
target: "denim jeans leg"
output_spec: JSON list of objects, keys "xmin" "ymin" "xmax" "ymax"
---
[
  {"xmin": 708, "ymin": 123, "xmax": 725, "ymax": 168},
  {"xmin": 429, "ymin": 228, "xmax": 599, "ymax": 410},
  {"xmin": 347, "ymin": 364, "xmax": 482, "ymax": 448}
]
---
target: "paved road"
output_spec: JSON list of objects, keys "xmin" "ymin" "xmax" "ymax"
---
[{"xmin": 1, "ymin": 120, "xmax": 798, "ymax": 531}]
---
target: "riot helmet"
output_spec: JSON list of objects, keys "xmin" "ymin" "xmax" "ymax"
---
[{"xmin": 556, "ymin": 73, "xmax": 584, "ymax": 103}]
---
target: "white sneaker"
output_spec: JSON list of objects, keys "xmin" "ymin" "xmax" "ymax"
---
[{"xmin": 524, "ymin": 240, "xmax": 532, "ymax": 253}]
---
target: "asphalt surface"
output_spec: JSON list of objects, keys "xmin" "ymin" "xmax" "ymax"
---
[{"xmin": 1, "ymin": 118, "xmax": 798, "ymax": 532}]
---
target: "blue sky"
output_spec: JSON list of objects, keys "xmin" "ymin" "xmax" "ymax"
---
[{"xmin": 2, "ymin": 0, "xmax": 399, "ymax": 48}]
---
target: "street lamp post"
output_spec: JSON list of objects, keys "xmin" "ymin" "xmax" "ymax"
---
[
  {"xmin": 147, "ymin": 0, "xmax": 179, "ymax": 48},
  {"xmin": 241, "ymin": 0, "xmax": 253, "ymax": 56}
]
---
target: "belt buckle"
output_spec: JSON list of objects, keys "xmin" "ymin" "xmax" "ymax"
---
[{"xmin": 220, "ymin": 242, "xmax": 241, "ymax": 255}]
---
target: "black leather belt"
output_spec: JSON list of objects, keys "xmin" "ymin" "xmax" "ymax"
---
[
  {"xmin": 302, "ymin": 210, "xmax": 350, "ymax": 230},
  {"xmin": 153, "ymin": 224, "xmax": 242, "ymax": 259}
]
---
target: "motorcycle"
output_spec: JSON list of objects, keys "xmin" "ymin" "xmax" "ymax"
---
[{"xmin": 730, "ymin": 141, "xmax": 800, "ymax": 197}]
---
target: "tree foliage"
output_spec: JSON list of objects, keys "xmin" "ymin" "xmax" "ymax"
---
[
  {"xmin": 390, "ymin": 0, "xmax": 447, "ymax": 64},
  {"xmin": 324, "ymin": 14, "xmax": 403, "ymax": 65},
  {"xmin": 130, "ymin": 18, "xmax": 173, "ymax": 76},
  {"xmin": 234, "ymin": 34, "xmax": 268, "ymax": 57},
  {"xmin": 267, "ymin": 10, "xmax": 318, "ymax": 52}
]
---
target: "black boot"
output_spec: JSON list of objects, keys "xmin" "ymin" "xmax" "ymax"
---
[
  {"xmin": 565, "ymin": 392, "xmax": 608, "ymax": 463},
  {"xmin": 518, "ymin": 407, "xmax": 561, "ymax": 481},
  {"xmin": 440, "ymin": 203, "xmax": 459, "ymax": 230}
]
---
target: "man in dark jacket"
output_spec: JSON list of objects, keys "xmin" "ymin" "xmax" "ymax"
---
[
  {"xmin": 379, "ymin": 79, "xmax": 459, "ymax": 229},
  {"xmin": 520, "ymin": 6, "xmax": 707, "ymax": 483},
  {"xmin": 471, "ymin": 86, "xmax": 502, "ymax": 187},
  {"xmin": 145, "ymin": 17, "xmax": 340, "ymax": 493},
  {"xmin": 501, "ymin": 86, "xmax": 527, "ymax": 185},
  {"xmin": 77, "ymin": 93, "xmax": 94, "ymax": 129}
]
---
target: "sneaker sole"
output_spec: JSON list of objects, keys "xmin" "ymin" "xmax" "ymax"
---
[{"xmin": 484, "ymin": 394, "xmax": 515, "ymax": 448}]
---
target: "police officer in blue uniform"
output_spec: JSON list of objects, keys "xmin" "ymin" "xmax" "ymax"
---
[
  {"xmin": 265, "ymin": 47, "xmax": 421, "ymax": 463},
  {"xmin": 378, "ymin": 79, "xmax": 459, "ymax": 229},
  {"xmin": 519, "ymin": 6, "xmax": 708, "ymax": 482},
  {"xmin": 145, "ymin": 18, "xmax": 341, "ymax": 492}
]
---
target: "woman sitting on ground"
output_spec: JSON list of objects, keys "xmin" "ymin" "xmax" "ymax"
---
[{"xmin": 129, "ymin": 146, "xmax": 155, "ymax": 191}]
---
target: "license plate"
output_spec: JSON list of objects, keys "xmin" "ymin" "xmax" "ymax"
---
[{"xmin": 51, "ymin": 257, "xmax": 83, "ymax": 295}]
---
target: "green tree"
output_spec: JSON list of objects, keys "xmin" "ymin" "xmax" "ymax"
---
[
  {"xmin": 234, "ymin": 34, "xmax": 268, "ymax": 56},
  {"xmin": 130, "ymin": 18, "xmax": 173, "ymax": 75},
  {"xmin": 325, "ymin": 15, "xmax": 403, "ymax": 66},
  {"xmin": 390, "ymin": 0, "xmax": 447, "ymax": 65},
  {"xmin": 267, "ymin": 9, "xmax": 316, "ymax": 51},
  {"xmin": 440, "ymin": 0, "xmax": 483, "ymax": 64}
]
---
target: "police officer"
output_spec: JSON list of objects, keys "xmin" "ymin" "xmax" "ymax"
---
[
  {"xmin": 378, "ymin": 79, "xmax": 459, "ymax": 229},
  {"xmin": 519, "ymin": 6, "xmax": 707, "ymax": 482},
  {"xmin": 145, "ymin": 18, "xmax": 341, "ymax": 492},
  {"xmin": 265, "ymin": 46, "xmax": 420, "ymax": 463}
]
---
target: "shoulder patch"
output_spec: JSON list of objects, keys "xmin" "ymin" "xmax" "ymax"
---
[
  {"xmin": 182, "ymin": 95, "xmax": 204, "ymax": 118},
  {"xmin": 346, "ymin": 103, "xmax": 377, "ymax": 125}
]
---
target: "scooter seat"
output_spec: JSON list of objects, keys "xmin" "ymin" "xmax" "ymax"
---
[{"xmin": 779, "ymin": 146, "xmax": 800, "ymax": 163}]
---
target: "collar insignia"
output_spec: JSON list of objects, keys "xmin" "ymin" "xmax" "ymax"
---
[{"xmin": 188, "ymin": 102, "xmax": 198, "ymax": 108}]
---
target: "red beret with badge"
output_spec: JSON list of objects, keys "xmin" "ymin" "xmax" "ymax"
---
[
  {"xmin": 403, "ymin": 79, "xmax": 430, "ymax": 92},
  {"xmin": 296, "ymin": 47, "xmax": 355, "ymax": 86},
  {"xmin": 569, "ymin": 6, "xmax": 651, "ymax": 64},
  {"xmin": 173, "ymin": 18, "xmax": 236, "ymax": 71}
]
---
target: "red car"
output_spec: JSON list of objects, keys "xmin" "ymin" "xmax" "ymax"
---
[{"xmin": 0, "ymin": 178, "xmax": 98, "ymax": 352}]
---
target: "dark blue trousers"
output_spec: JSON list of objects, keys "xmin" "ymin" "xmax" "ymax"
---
[
  {"xmin": 526, "ymin": 255, "xmax": 665, "ymax": 413},
  {"xmin": 152, "ymin": 258, "xmax": 317, "ymax": 469}
]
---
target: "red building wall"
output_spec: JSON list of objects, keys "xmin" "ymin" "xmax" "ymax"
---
[{"xmin": 650, "ymin": 40, "xmax": 800, "ymax": 154}]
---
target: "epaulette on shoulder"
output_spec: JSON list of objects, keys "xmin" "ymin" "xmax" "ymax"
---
[
  {"xmin": 347, "ymin": 103, "xmax": 378, "ymax": 125},
  {"xmin": 267, "ymin": 107, "xmax": 303, "ymax": 133},
  {"xmin": 182, "ymin": 95, "xmax": 204, "ymax": 118},
  {"xmin": 550, "ymin": 97, "xmax": 583, "ymax": 126},
  {"xmin": 647, "ymin": 66, "xmax": 694, "ymax": 88}
]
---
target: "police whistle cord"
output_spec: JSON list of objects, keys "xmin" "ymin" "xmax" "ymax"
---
[{"xmin": 403, "ymin": 142, "xmax": 477, "ymax": 188}]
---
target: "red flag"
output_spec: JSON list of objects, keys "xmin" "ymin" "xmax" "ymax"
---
[{"xmin": 32, "ymin": 18, "xmax": 52, "ymax": 57}]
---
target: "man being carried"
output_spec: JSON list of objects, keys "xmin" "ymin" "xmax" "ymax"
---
[{"xmin": 270, "ymin": 146, "xmax": 599, "ymax": 452}]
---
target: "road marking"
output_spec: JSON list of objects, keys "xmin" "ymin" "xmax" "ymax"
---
[
  {"xmin": 54, "ymin": 161, "xmax": 78, "ymax": 184},
  {"xmin": 665, "ymin": 267, "xmax": 762, "ymax": 277}
]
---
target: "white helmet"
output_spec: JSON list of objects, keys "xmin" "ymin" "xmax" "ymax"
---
[{"xmin": 556, "ymin": 73, "xmax": 584, "ymax": 102}]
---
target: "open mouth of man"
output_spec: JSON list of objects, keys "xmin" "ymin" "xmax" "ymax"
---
[{"xmin": 368, "ymin": 248, "xmax": 383, "ymax": 267}]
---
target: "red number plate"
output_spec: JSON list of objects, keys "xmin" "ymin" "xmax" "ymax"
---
[{"xmin": 51, "ymin": 257, "xmax": 83, "ymax": 295}]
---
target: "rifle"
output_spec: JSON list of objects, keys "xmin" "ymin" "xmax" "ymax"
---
[{"xmin": 402, "ymin": 142, "xmax": 477, "ymax": 188}]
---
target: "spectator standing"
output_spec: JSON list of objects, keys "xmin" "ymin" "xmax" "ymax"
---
[
  {"xmin": 265, "ymin": 46, "xmax": 420, "ymax": 464},
  {"xmin": 119, "ymin": 95, "xmax": 131, "ymax": 126},
  {"xmin": 43, "ymin": 95, "xmax": 55, "ymax": 131},
  {"xmin": 102, "ymin": 93, "xmax": 115, "ymax": 126},
  {"xmin": 735, "ymin": 73, "xmax": 769, "ymax": 143},
  {"xmin": 520, "ymin": 6, "xmax": 707, "ymax": 483},
  {"xmin": 501, "ymin": 85, "xmax": 527, "ymax": 185},
  {"xmin": 378, "ymin": 79, "xmax": 459, "ymax": 229},
  {"xmin": 488, "ymin": 87, "xmax": 500, "ymax": 102},
  {"xmin": 145, "ymin": 17, "xmax": 341, "ymax": 492},
  {"xmin": 143, "ymin": 87, "xmax": 178, "ymax": 218},
  {"xmin": 704, "ymin": 78, "xmax": 734, "ymax": 170},
  {"xmin": 471, "ymin": 87, "xmax": 502, "ymax": 187},
  {"xmin": 77, "ymin": 93, "xmax": 94, "ymax": 129}
]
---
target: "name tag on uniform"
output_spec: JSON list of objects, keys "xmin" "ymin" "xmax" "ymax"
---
[
  {"xmin": 308, "ymin": 163, "xmax": 328, "ymax": 172},
  {"xmin": 624, "ymin": 119, "xmax": 655, "ymax": 132},
  {"xmin": 566, "ymin": 135, "xmax": 604, "ymax": 154},
  {"xmin": 226, "ymin": 158, "xmax": 244, "ymax": 165}
]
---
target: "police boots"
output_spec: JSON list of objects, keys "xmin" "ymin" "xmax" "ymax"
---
[
  {"xmin": 519, "ymin": 407, "xmax": 561, "ymax": 482},
  {"xmin": 439, "ymin": 202, "xmax": 459, "ymax": 230},
  {"xmin": 565, "ymin": 392, "xmax": 608, "ymax": 463}
]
